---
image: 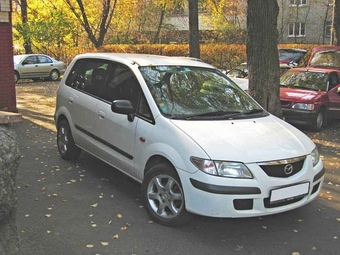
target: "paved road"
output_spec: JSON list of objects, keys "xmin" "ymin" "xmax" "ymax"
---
[{"xmin": 11, "ymin": 82, "xmax": 339, "ymax": 255}]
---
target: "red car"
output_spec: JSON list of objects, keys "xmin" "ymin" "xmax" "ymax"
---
[
  {"xmin": 280, "ymin": 67, "xmax": 340, "ymax": 131},
  {"xmin": 307, "ymin": 46, "xmax": 340, "ymax": 70}
]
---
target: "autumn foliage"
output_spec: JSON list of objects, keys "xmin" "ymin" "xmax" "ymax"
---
[{"xmin": 52, "ymin": 43, "xmax": 319, "ymax": 70}]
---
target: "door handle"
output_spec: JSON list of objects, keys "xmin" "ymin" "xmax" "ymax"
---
[
  {"xmin": 98, "ymin": 110, "xmax": 106, "ymax": 119},
  {"xmin": 68, "ymin": 97, "xmax": 74, "ymax": 104}
]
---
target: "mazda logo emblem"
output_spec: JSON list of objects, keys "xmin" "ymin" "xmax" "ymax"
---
[{"xmin": 284, "ymin": 164, "xmax": 293, "ymax": 175}]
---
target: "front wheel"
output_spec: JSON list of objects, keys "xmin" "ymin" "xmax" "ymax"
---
[
  {"xmin": 14, "ymin": 71, "xmax": 19, "ymax": 83},
  {"xmin": 311, "ymin": 109, "xmax": 325, "ymax": 132},
  {"xmin": 141, "ymin": 163, "xmax": 193, "ymax": 226},
  {"xmin": 57, "ymin": 119, "xmax": 81, "ymax": 160}
]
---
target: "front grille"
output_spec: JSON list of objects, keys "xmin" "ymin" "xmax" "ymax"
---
[{"xmin": 258, "ymin": 156, "xmax": 306, "ymax": 178}]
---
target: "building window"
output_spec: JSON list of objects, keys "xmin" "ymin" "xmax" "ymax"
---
[
  {"xmin": 325, "ymin": 21, "xmax": 332, "ymax": 38},
  {"xmin": 289, "ymin": 0, "xmax": 308, "ymax": 6},
  {"xmin": 288, "ymin": 22, "xmax": 306, "ymax": 37}
]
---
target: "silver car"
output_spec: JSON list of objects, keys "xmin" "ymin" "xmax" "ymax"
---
[{"xmin": 14, "ymin": 54, "xmax": 66, "ymax": 83}]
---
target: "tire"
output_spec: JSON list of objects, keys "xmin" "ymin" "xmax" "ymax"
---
[
  {"xmin": 57, "ymin": 119, "xmax": 81, "ymax": 160},
  {"xmin": 141, "ymin": 163, "xmax": 193, "ymax": 226},
  {"xmin": 14, "ymin": 71, "xmax": 19, "ymax": 83},
  {"xmin": 50, "ymin": 69, "xmax": 60, "ymax": 81},
  {"xmin": 311, "ymin": 109, "xmax": 324, "ymax": 132}
]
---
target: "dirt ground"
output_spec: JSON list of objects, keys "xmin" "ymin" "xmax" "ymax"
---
[{"xmin": 15, "ymin": 81, "xmax": 59, "ymax": 131}]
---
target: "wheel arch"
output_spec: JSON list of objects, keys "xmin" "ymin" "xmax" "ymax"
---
[{"xmin": 144, "ymin": 155, "xmax": 175, "ymax": 177}]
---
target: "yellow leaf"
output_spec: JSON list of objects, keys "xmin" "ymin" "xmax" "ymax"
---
[
  {"xmin": 121, "ymin": 226, "xmax": 128, "ymax": 231},
  {"xmin": 113, "ymin": 234, "xmax": 119, "ymax": 239},
  {"xmin": 45, "ymin": 214, "xmax": 52, "ymax": 218},
  {"xmin": 101, "ymin": 242, "xmax": 109, "ymax": 246},
  {"xmin": 108, "ymin": 220, "xmax": 112, "ymax": 225},
  {"xmin": 91, "ymin": 223, "xmax": 97, "ymax": 228},
  {"xmin": 117, "ymin": 214, "xmax": 123, "ymax": 219},
  {"xmin": 52, "ymin": 194, "xmax": 58, "ymax": 197},
  {"xmin": 47, "ymin": 230, "xmax": 52, "ymax": 234},
  {"xmin": 91, "ymin": 203, "xmax": 98, "ymax": 208},
  {"xmin": 86, "ymin": 244, "xmax": 94, "ymax": 248}
]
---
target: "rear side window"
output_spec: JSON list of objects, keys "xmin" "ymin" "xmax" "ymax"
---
[{"xmin": 65, "ymin": 59, "xmax": 110, "ymax": 97}]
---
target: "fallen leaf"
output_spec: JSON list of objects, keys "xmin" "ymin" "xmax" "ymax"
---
[
  {"xmin": 86, "ymin": 244, "xmax": 94, "ymax": 248},
  {"xmin": 41, "ymin": 187, "xmax": 46, "ymax": 191},
  {"xmin": 121, "ymin": 226, "xmax": 128, "ymax": 231},
  {"xmin": 296, "ymin": 219, "xmax": 304, "ymax": 222},
  {"xmin": 25, "ymin": 214, "xmax": 30, "ymax": 217},
  {"xmin": 35, "ymin": 198, "xmax": 40, "ymax": 201},
  {"xmin": 91, "ymin": 223, "xmax": 97, "ymax": 228},
  {"xmin": 262, "ymin": 226, "xmax": 267, "ymax": 229},
  {"xmin": 91, "ymin": 203, "xmax": 98, "ymax": 208},
  {"xmin": 294, "ymin": 229, "xmax": 298, "ymax": 233},
  {"xmin": 101, "ymin": 242, "xmax": 109, "ymax": 246},
  {"xmin": 52, "ymin": 194, "xmax": 58, "ymax": 197},
  {"xmin": 47, "ymin": 230, "xmax": 52, "ymax": 234},
  {"xmin": 108, "ymin": 220, "xmax": 112, "ymax": 225},
  {"xmin": 117, "ymin": 214, "xmax": 123, "ymax": 219},
  {"xmin": 312, "ymin": 247, "xmax": 317, "ymax": 250},
  {"xmin": 45, "ymin": 214, "xmax": 52, "ymax": 218},
  {"xmin": 292, "ymin": 252, "xmax": 300, "ymax": 255},
  {"xmin": 113, "ymin": 234, "xmax": 119, "ymax": 239},
  {"xmin": 334, "ymin": 236, "xmax": 338, "ymax": 240}
]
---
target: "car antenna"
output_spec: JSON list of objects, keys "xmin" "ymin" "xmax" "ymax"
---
[{"xmin": 117, "ymin": 44, "xmax": 140, "ymax": 67}]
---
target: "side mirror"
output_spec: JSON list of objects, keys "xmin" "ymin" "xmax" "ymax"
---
[{"xmin": 111, "ymin": 100, "xmax": 135, "ymax": 122}]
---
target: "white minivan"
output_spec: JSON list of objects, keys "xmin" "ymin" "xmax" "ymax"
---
[{"xmin": 54, "ymin": 53, "xmax": 325, "ymax": 226}]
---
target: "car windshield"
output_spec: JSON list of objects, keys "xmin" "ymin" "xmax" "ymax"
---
[
  {"xmin": 309, "ymin": 50, "xmax": 340, "ymax": 69},
  {"xmin": 140, "ymin": 66, "xmax": 266, "ymax": 120},
  {"xmin": 13, "ymin": 55, "xmax": 25, "ymax": 64},
  {"xmin": 280, "ymin": 70, "xmax": 328, "ymax": 92}
]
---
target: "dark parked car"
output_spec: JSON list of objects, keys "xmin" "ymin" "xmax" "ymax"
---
[
  {"xmin": 280, "ymin": 67, "xmax": 340, "ymax": 131},
  {"xmin": 14, "ymin": 54, "xmax": 66, "ymax": 83}
]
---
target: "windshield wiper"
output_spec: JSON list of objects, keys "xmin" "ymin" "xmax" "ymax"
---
[
  {"xmin": 182, "ymin": 109, "xmax": 263, "ymax": 120},
  {"xmin": 183, "ymin": 111, "xmax": 241, "ymax": 120}
]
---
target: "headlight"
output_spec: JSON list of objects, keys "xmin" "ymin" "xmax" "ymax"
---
[
  {"xmin": 292, "ymin": 103, "xmax": 315, "ymax": 110},
  {"xmin": 311, "ymin": 147, "xmax": 320, "ymax": 167},
  {"xmin": 190, "ymin": 157, "xmax": 253, "ymax": 179}
]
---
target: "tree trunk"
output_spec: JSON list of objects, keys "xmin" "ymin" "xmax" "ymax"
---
[
  {"xmin": 20, "ymin": 0, "xmax": 32, "ymax": 54},
  {"xmin": 247, "ymin": 0, "xmax": 281, "ymax": 118},
  {"xmin": 333, "ymin": 0, "xmax": 340, "ymax": 45},
  {"xmin": 0, "ymin": 126, "xmax": 20, "ymax": 255},
  {"xmin": 188, "ymin": 0, "xmax": 200, "ymax": 58}
]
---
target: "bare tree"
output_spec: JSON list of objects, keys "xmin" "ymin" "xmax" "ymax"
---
[
  {"xmin": 188, "ymin": 0, "xmax": 200, "ymax": 58},
  {"xmin": 247, "ymin": 0, "xmax": 281, "ymax": 117},
  {"xmin": 64, "ymin": 0, "xmax": 117, "ymax": 48}
]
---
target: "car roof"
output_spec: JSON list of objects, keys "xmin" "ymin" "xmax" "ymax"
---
[
  {"xmin": 310, "ymin": 46, "xmax": 340, "ymax": 54},
  {"xmin": 75, "ymin": 53, "xmax": 216, "ymax": 68},
  {"xmin": 284, "ymin": 67, "xmax": 340, "ymax": 74}
]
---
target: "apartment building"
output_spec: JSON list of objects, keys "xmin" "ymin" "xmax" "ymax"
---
[{"xmin": 166, "ymin": 0, "xmax": 334, "ymax": 45}]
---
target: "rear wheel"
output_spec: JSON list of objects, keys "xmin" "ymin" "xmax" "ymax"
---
[
  {"xmin": 57, "ymin": 119, "xmax": 81, "ymax": 160},
  {"xmin": 311, "ymin": 109, "xmax": 325, "ymax": 132},
  {"xmin": 50, "ymin": 69, "xmax": 60, "ymax": 81},
  {"xmin": 141, "ymin": 163, "xmax": 193, "ymax": 226}
]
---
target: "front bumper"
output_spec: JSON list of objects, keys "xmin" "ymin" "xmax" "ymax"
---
[
  {"xmin": 178, "ymin": 156, "xmax": 324, "ymax": 218},
  {"xmin": 282, "ymin": 108, "xmax": 318, "ymax": 126}
]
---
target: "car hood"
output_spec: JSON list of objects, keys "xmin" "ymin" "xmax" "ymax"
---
[
  {"xmin": 280, "ymin": 87, "xmax": 323, "ymax": 102},
  {"xmin": 171, "ymin": 116, "xmax": 314, "ymax": 163}
]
